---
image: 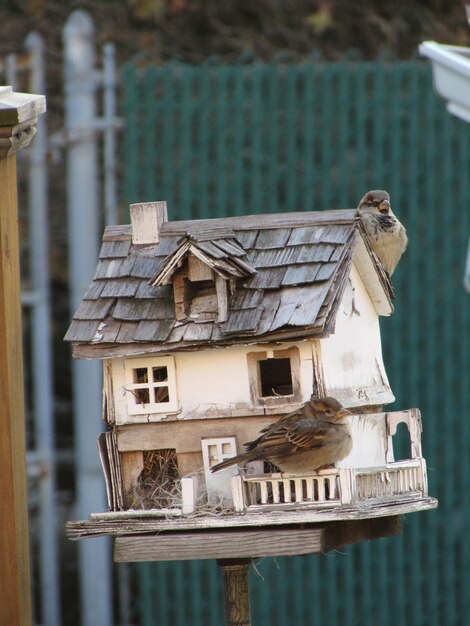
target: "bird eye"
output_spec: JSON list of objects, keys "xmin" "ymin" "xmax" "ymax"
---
[{"xmin": 325, "ymin": 408, "xmax": 334, "ymax": 417}]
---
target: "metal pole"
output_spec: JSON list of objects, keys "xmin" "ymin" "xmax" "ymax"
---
[
  {"xmin": 103, "ymin": 42, "xmax": 118, "ymax": 226},
  {"xmin": 63, "ymin": 11, "xmax": 112, "ymax": 626},
  {"xmin": 5, "ymin": 52, "xmax": 17, "ymax": 86},
  {"xmin": 217, "ymin": 559, "xmax": 252, "ymax": 626},
  {"xmin": 24, "ymin": 30, "xmax": 61, "ymax": 626}
]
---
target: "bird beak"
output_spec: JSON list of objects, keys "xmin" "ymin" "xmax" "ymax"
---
[
  {"xmin": 336, "ymin": 408, "xmax": 352, "ymax": 418},
  {"xmin": 378, "ymin": 199, "xmax": 390, "ymax": 213}
]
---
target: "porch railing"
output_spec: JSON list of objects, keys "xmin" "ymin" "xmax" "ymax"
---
[{"xmin": 231, "ymin": 458, "xmax": 428, "ymax": 513}]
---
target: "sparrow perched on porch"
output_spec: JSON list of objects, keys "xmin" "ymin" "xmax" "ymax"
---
[
  {"xmin": 211, "ymin": 396, "xmax": 352, "ymax": 475},
  {"xmin": 357, "ymin": 190, "xmax": 408, "ymax": 275}
]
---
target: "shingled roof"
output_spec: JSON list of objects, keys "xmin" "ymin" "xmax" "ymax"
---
[{"xmin": 65, "ymin": 208, "xmax": 394, "ymax": 358}]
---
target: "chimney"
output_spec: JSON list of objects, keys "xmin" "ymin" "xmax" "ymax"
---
[{"xmin": 130, "ymin": 201, "xmax": 168, "ymax": 244}]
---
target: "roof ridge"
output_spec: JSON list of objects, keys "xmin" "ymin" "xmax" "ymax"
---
[{"xmin": 160, "ymin": 209, "xmax": 357, "ymax": 234}]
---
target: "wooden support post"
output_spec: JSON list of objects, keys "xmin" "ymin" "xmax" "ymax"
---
[
  {"xmin": 217, "ymin": 559, "xmax": 252, "ymax": 626},
  {"xmin": 0, "ymin": 86, "xmax": 46, "ymax": 626}
]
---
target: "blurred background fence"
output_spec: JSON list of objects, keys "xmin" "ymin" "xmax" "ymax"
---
[
  {"xmin": 3, "ymin": 18, "xmax": 469, "ymax": 623},
  {"xmin": 122, "ymin": 58, "xmax": 470, "ymax": 626}
]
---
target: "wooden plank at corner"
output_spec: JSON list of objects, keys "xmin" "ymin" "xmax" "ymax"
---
[
  {"xmin": 0, "ymin": 154, "xmax": 32, "ymax": 626},
  {"xmin": 114, "ymin": 516, "xmax": 402, "ymax": 564},
  {"xmin": 321, "ymin": 515, "xmax": 402, "ymax": 553},
  {"xmin": 114, "ymin": 527, "xmax": 324, "ymax": 562}
]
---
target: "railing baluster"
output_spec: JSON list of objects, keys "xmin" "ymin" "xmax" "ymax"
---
[
  {"xmin": 283, "ymin": 479, "xmax": 292, "ymax": 503},
  {"xmin": 272, "ymin": 480, "xmax": 280, "ymax": 503},
  {"xmin": 306, "ymin": 478, "xmax": 314, "ymax": 501},
  {"xmin": 294, "ymin": 479, "xmax": 303, "ymax": 502},
  {"xmin": 260, "ymin": 481, "xmax": 268, "ymax": 504}
]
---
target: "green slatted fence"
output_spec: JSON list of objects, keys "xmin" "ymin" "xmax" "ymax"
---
[{"xmin": 122, "ymin": 57, "xmax": 470, "ymax": 626}]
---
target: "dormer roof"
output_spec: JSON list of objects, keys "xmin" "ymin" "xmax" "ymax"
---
[
  {"xmin": 152, "ymin": 227, "xmax": 256, "ymax": 286},
  {"xmin": 65, "ymin": 208, "xmax": 394, "ymax": 358}
]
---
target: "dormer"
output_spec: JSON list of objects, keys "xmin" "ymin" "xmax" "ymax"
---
[{"xmin": 151, "ymin": 228, "xmax": 256, "ymax": 323}]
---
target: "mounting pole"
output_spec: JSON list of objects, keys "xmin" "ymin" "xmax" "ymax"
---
[
  {"xmin": 217, "ymin": 559, "xmax": 252, "ymax": 626},
  {"xmin": 0, "ymin": 86, "xmax": 46, "ymax": 626}
]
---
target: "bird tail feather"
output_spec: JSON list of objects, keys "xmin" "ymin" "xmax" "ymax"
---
[{"xmin": 210, "ymin": 452, "xmax": 252, "ymax": 473}]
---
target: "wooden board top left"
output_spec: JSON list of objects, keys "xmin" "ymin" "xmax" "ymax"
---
[{"xmin": 0, "ymin": 86, "xmax": 46, "ymax": 126}]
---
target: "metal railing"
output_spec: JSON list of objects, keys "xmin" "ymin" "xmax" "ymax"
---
[{"xmin": 1, "ymin": 12, "xmax": 122, "ymax": 626}]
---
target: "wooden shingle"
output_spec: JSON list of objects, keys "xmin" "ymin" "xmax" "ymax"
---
[
  {"xmin": 134, "ymin": 282, "xmax": 167, "ymax": 300},
  {"xmin": 74, "ymin": 298, "xmax": 114, "ymax": 321},
  {"xmin": 268, "ymin": 286, "xmax": 306, "ymax": 331},
  {"xmin": 64, "ymin": 320, "xmax": 101, "ymax": 342},
  {"xmin": 234, "ymin": 230, "xmax": 258, "ymax": 250},
  {"xmin": 183, "ymin": 322, "xmax": 213, "ymax": 342},
  {"xmin": 211, "ymin": 239, "xmax": 246, "ymax": 257},
  {"xmin": 116, "ymin": 322, "xmax": 140, "ymax": 343},
  {"xmin": 254, "ymin": 228, "xmax": 291, "ymax": 249},
  {"xmin": 94, "ymin": 257, "xmax": 136, "ymax": 280},
  {"xmin": 113, "ymin": 298, "xmax": 174, "ymax": 321},
  {"xmin": 98, "ymin": 319, "xmax": 122, "ymax": 343},
  {"xmin": 297, "ymin": 244, "xmax": 336, "ymax": 263},
  {"xmin": 281, "ymin": 264, "xmax": 323, "ymax": 286},
  {"xmin": 229, "ymin": 289, "xmax": 263, "ymax": 310},
  {"xmin": 286, "ymin": 226, "xmax": 324, "ymax": 246},
  {"xmin": 220, "ymin": 307, "xmax": 263, "ymax": 335},
  {"xmin": 99, "ymin": 239, "xmax": 132, "ymax": 259},
  {"xmin": 133, "ymin": 320, "xmax": 174, "ymax": 342},
  {"xmin": 66, "ymin": 208, "xmax": 394, "ymax": 352},
  {"xmin": 288, "ymin": 283, "xmax": 333, "ymax": 326},
  {"xmin": 82, "ymin": 280, "xmax": 106, "ymax": 300},
  {"xmin": 244, "ymin": 267, "xmax": 287, "ymax": 289},
  {"xmin": 252, "ymin": 292, "xmax": 282, "ymax": 336},
  {"xmin": 101, "ymin": 278, "xmax": 141, "ymax": 298},
  {"xmin": 130, "ymin": 255, "xmax": 160, "ymax": 279},
  {"xmin": 252, "ymin": 246, "xmax": 303, "ymax": 268}
]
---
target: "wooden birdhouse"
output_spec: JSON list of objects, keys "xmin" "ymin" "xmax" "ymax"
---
[{"xmin": 65, "ymin": 201, "xmax": 436, "ymax": 543}]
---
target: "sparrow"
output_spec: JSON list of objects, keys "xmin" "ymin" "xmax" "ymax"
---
[
  {"xmin": 211, "ymin": 396, "xmax": 352, "ymax": 475},
  {"xmin": 357, "ymin": 190, "xmax": 408, "ymax": 275}
]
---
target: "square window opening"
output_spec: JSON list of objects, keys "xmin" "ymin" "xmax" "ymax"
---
[
  {"xmin": 154, "ymin": 387, "xmax": 170, "ymax": 403},
  {"xmin": 258, "ymin": 358, "xmax": 293, "ymax": 397},
  {"xmin": 134, "ymin": 388, "xmax": 150, "ymax": 405},
  {"xmin": 152, "ymin": 366, "xmax": 168, "ymax": 382},
  {"xmin": 134, "ymin": 367, "xmax": 148, "ymax": 384}
]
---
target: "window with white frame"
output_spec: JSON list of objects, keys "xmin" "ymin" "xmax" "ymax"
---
[
  {"xmin": 124, "ymin": 356, "xmax": 178, "ymax": 415},
  {"xmin": 201, "ymin": 437, "xmax": 238, "ymax": 506},
  {"xmin": 201, "ymin": 437, "xmax": 238, "ymax": 469}
]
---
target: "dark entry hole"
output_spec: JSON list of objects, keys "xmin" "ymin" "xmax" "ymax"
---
[{"xmin": 259, "ymin": 358, "xmax": 293, "ymax": 397}]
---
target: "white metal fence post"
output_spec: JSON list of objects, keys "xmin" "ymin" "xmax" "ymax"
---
[
  {"xmin": 63, "ymin": 11, "xmax": 112, "ymax": 626},
  {"xmin": 103, "ymin": 43, "xmax": 118, "ymax": 226},
  {"xmin": 24, "ymin": 30, "xmax": 62, "ymax": 626}
]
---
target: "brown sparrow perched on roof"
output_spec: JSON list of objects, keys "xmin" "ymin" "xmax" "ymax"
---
[
  {"xmin": 211, "ymin": 396, "xmax": 352, "ymax": 475},
  {"xmin": 357, "ymin": 190, "xmax": 408, "ymax": 275}
]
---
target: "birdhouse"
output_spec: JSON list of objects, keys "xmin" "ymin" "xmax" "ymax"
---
[{"xmin": 65, "ymin": 202, "xmax": 436, "ymax": 537}]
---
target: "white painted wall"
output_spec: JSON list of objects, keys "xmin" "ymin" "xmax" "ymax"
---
[
  {"xmin": 107, "ymin": 263, "xmax": 394, "ymax": 426},
  {"xmin": 108, "ymin": 341, "xmax": 315, "ymax": 425},
  {"xmin": 320, "ymin": 264, "xmax": 394, "ymax": 407}
]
